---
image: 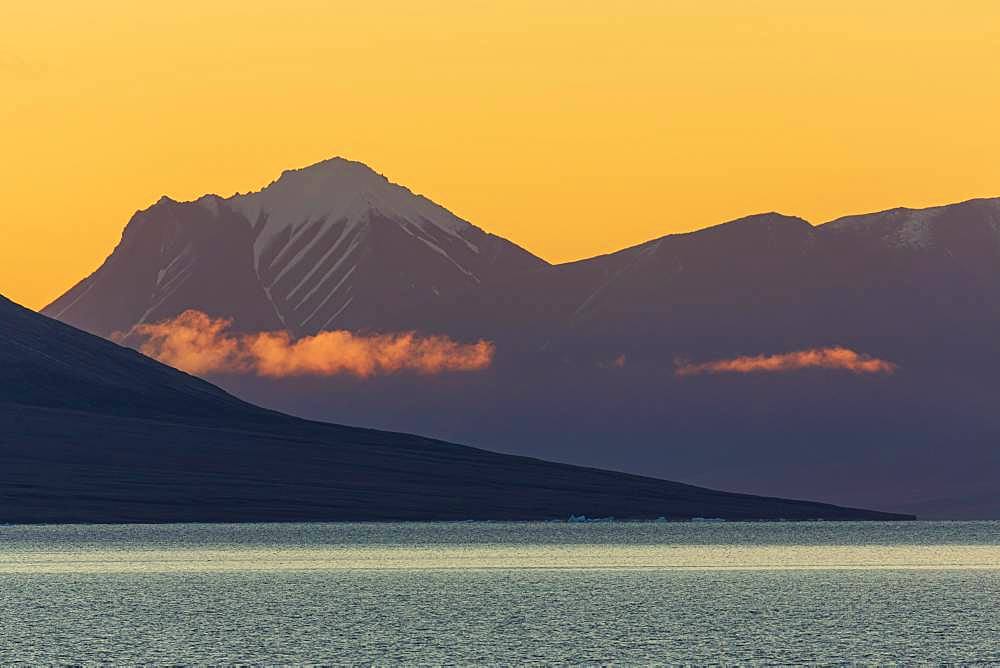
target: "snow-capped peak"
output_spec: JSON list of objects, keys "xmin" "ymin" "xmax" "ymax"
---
[{"xmin": 230, "ymin": 157, "xmax": 474, "ymax": 252}]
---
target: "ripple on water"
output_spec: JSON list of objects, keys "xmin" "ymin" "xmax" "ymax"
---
[{"xmin": 1, "ymin": 521, "xmax": 998, "ymax": 664}]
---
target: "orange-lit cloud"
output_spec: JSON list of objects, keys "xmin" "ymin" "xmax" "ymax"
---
[
  {"xmin": 675, "ymin": 347, "xmax": 896, "ymax": 377},
  {"xmin": 131, "ymin": 310, "xmax": 494, "ymax": 378}
]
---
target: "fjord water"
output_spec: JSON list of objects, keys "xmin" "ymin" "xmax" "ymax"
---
[{"xmin": 1, "ymin": 522, "xmax": 998, "ymax": 664}]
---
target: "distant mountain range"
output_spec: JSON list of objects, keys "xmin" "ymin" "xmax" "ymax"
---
[
  {"xmin": 41, "ymin": 158, "xmax": 1000, "ymax": 518},
  {"xmin": 1, "ymin": 293, "xmax": 906, "ymax": 522}
]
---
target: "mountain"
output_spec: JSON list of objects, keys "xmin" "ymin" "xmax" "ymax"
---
[
  {"xmin": 217, "ymin": 200, "xmax": 1000, "ymax": 518},
  {"xmin": 39, "ymin": 158, "xmax": 1000, "ymax": 518},
  {"xmin": 393, "ymin": 199, "xmax": 1000, "ymax": 355},
  {"xmin": 44, "ymin": 158, "xmax": 547, "ymax": 338},
  {"xmin": 386, "ymin": 212, "xmax": 821, "ymax": 349},
  {"xmin": 2, "ymin": 293, "xmax": 907, "ymax": 523}
]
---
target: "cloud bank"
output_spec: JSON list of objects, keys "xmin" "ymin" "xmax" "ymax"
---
[
  {"xmin": 675, "ymin": 347, "xmax": 896, "ymax": 377},
  {"xmin": 131, "ymin": 310, "xmax": 494, "ymax": 378}
]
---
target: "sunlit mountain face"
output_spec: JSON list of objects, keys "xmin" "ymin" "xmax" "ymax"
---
[{"xmin": 42, "ymin": 160, "xmax": 1000, "ymax": 519}]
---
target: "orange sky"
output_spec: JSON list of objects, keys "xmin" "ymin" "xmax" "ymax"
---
[{"xmin": 3, "ymin": 1, "xmax": 999, "ymax": 310}]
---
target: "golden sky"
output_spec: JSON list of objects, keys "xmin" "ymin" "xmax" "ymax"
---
[{"xmin": 3, "ymin": 1, "xmax": 999, "ymax": 310}]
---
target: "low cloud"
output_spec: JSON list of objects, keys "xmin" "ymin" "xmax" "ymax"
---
[
  {"xmin": 130, "ymin": 310, "xmax": 494, "ymax": 378},
  {"xmin": 675, "ymin": 347, "xmax": 896, "ymax": 377}
]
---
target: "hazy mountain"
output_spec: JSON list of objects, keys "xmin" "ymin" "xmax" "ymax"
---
[
  {"xmin": 387, "ymin": 212, "xmax": 821, "ymax": 349},
  {"xmin": 395, "ymin": 199, "xmax": 1000, "ymax": 357},
  {"xmin": 217, "ymin": 199, "xmax": 1000, "ymax": 518},
  {"xmin": 40, "ymin": 158, "xmax": 1000, "ymax": 518},
  {"xmin": 1, "ymin": 294, "xmax": 908, "ymax": 523},
  {"xmin": 44, "ymin": 158, "xmax": 547, "ymax": 338}
]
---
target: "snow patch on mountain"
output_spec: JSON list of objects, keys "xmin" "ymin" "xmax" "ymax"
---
[
  {"xmin": 218, "ymin": 157, "xmax": 501, "ymax": 329},
  {"xmin": 231, "ymin": 157, "xmax": 475, "ymax": 260}
]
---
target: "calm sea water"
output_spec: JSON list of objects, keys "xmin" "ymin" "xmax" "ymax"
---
[{"xmin": 1, "ymin": 521, "xmax": 999, "ymax": 664}]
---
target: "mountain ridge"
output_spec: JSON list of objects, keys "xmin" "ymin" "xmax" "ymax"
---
[
  {"xmin": 44, "ymin": 155, "xmax": 1000, "ymax": 342},
  {"xmin": 37, "ymin": 159, "xmax": 1000, "ymax": 518}
]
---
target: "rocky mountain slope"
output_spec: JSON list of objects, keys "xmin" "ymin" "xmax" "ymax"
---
[{"xmin": 44, "ymin": 158, "xmax": 546, "ymax": 338}]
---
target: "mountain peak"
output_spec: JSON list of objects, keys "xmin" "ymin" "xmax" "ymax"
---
[
  {"xmin": 42, "ymin": 154, "xmax": 546, "ymax": 338},
  {"xmin": 716, "ymin": 211, "xmax": 813, "ymax": 231},
  {"xmin": 273, "ymin": 156, "xmax": 388, "ymax": 189},
  {"xmin": 231, "ymin": 156, "xmax": 473, "ymax": 241},
  {"xmin": 636, "ymin": 212, "xmax": 814, "ymax": 251}
]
